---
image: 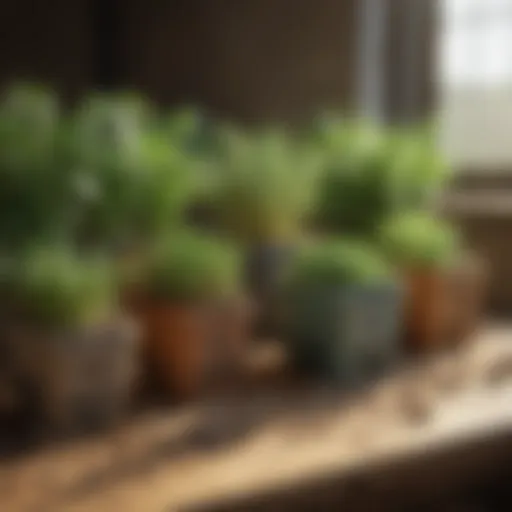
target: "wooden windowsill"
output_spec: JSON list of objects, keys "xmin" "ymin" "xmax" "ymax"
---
[{"xmin": 2, "ymin": 327, "xmax": 512, "ymax": 511}]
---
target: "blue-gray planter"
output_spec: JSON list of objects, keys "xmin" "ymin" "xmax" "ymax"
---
[{"xmin": 286, "ymin": 283, "xmax": 404, "ymax": 387}]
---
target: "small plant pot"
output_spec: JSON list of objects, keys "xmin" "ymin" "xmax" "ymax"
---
[
  {"xmin": 405, "ymin": 269, "xmax": 452, "ymax": 352},
  {"xmin": 7, "ymin": 317, "xmax": 139, "ymax": 437},
  {"xmin": 405, "ymin": 254, "xmax": 487, "ymax": 352},
  {"xmin": 287, "ymin": 283, "xmax": 403, "ymax": 386},
  {"xmin": 445, "ymin": 255, "xmax": 488, "ymax": 345},
  {"xmin": 246, "ymin": 243, "xmax": 296, "ymax": 337},
  {"xmin": 141, "ymin": 302, "xmax": 214, "ymax": 399},
  {"xmin": 141, "ymin": 296, "xmax": 253, "ymax": 398}
]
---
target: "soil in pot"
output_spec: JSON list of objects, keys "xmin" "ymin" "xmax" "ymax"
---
[{"xmin": 287, "ymin": 283, "xmax": 403, "ymax": 387}]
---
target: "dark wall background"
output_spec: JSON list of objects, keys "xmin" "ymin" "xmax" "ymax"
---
[
  {"xmin": 0, "ymin": 0, "xmax": 357, "ymax": 121},
  {"xmin": 0, "ymin": 0, "xmax": 436, "ymax": 123},
  {"xmin": 122, "ymin": 0, "xmax": 357, "ymax": 123},
  {"xmin": 0, "ymin": 1, "xmax": 93, "ymax": 103}
]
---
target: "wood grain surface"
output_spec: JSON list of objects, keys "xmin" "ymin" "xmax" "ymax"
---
[{"xmin": 1, "ymin": 325, "xmax": 512, "ymax": 511}]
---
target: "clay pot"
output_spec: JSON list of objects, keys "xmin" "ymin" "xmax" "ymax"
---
[
  {"xmin": 141, "ymin": 302, "xmax": 214, "ymax": 399},
  {"xmin": 6, "ymin": 317, "xmax": 139, "ymax": 437},
  {"xmin": 141, "ymin": 296, "xmax": 253, "ymax": 399},
  {"xmin": 405, "ymin": 269, "xmax": 452, "ymax": 352},
  {"xmin": 445, "ymin": 255, "xmax": 488, "ymax": 344},
  {"xmin": 404, "ymin": 254, "xmax": 488, "ymax": 352}
]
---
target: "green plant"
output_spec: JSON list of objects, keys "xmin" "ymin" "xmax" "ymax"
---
[
  {"xmin": 8, "ymin": 246, "xmax": 117, "ymax": 328},
  {"xmin": 69, "ymin": 94, "xmax": 195, "ymax": 250},
  {"xmin": 314, "ymin": 118, "xmax": 449, "ymax": 236},
  {"xmin": 284, "ymin": 238, "xmax": 402, "ymax": 385},
  {"xmin": 144, "ymin": 231, "xmax": 242, "ymax": 302},
  {"xmin": 68, "ymin": 93, "xmax": 148, "ymax": 245},
  {"xmin": 132, "ymin": 131, "xmax": 196, "ymax": 237},
  {"xmin": 379, "ymin": 213, "xmax": 461, "ymax": 269},
  {"xmin": 315, "ymin": 119, "xmax": 398, "ymax": 235},
  {"xmin": 164, "ymin": 107, "xmax": 205, "ymax": 154},
  {"xmin": 387, "ymin": 122, "xmax": 450, "ymax": 211},
  {"xmin": 288, "ymin": 239, "xmax": 392, "ymax": 289},
  {"xmin": 215, "ymin": 128, "xmax": 321, "ymax": 242},
  {"xmin": 0, "ymin": 83, "xmax": 70, "ymax": 248}
]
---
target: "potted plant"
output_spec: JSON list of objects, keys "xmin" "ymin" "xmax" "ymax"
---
[
  {"xmin": 68, "ymin": 94, "xmax": 196, "ymax": 254},
  {"xmin": 2, "ymin": 246, "xmax": 139, "ymax": 437},
  {"xmin": 314, "ymin": 119, "xmax": 450, "ymax": 237},
  {"xmin": 386, "ymin": 122, "xmax": 451, "ymax": 212},
  {"xmin": 214, "ymin": 128, "xmax": 321, "ymax": 336},
  {"xmin": 0, "ymin": 83, "xmax": 73, "ymax": 251},
  {"xmin": 379, "ymin": 213, "xmax": 486, "ymax": 351},
  {"xmin": 138, "ymin": 231, "xmax": 248, "ymax": 399},
  {"xmin": 444, "ymin": 253, "xmax": 488, "ymax": 344},
  {"xmin": 284, "ymin": 240, "xmax": 403, "ymax": 386},
  {"xmin": 314, "ymin": 118, "xmax": 397, "ymax": 236}
]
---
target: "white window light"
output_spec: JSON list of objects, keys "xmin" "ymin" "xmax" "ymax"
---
[{"xmin": 440, "ymin": 0, "xmax": 512, "ymax": 169}]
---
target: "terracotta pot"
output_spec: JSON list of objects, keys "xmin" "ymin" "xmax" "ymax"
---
[
  {"xmin": 405, "ymin": 269, "xmax": 452, "ymax": 353},
  {"xmin": 141, "ymin": 302, "xmax": 214, "ymax": 399},
  {"xmin": 405, "ymin": 254, "xmax": 488, "ymax": 353},
  {"xmin": 445, "ymin": 255, "xmax": 488, "ymax": 344},
  {"xmin": 6, "ymin": 317, "xmax": 139, "ymax": 437}
]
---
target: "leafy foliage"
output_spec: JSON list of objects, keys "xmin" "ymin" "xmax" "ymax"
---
[
  {"xmin": 315, "ymin": 119, "xmax": 397, "ymax": 235},
  {"xmin": 144, "ymin": 231, "xmax": 242, "ymax": 302},
  {"xmin": 379, "ymin": 212, "xmax": 461, "ymax": 269},
  {"xmin": 214, "ymin": 128, "xmax": 321, "ymax": 242},
  {"xmin": 386, "ymin": 122, "xmax": 449, "ymax": 211},
  {"xmin": 7, "ymin": 245, "xmax": 117, "ymax": 327},
  {"xmin": 68, "ymin": 94, "xmax": 195, "ymax": 249},
  {"xmin": 0, "ymin": 83, "xmax": 70, "ymax": 248},
  {"xmin": 314, "ymin": 118, "xmax": 450, "ymax": 235},
  {"xmin": 288, "ymin": 239, "xmax": 391, "ymax": 289}
]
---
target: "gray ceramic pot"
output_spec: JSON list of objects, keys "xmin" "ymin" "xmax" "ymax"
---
[{"xmin": 287, "ymin": 283, "xmax": 404, "ymax": 387}]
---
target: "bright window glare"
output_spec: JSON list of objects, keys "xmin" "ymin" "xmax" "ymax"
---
[{"xmin": 440, "ymin": 0, "xmax": 512, "ymax": 168}]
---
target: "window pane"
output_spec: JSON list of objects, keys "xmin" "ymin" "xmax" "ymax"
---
[{"xmin": 440, "ymin": 0, "xmax": 512, "ymax": 168}]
